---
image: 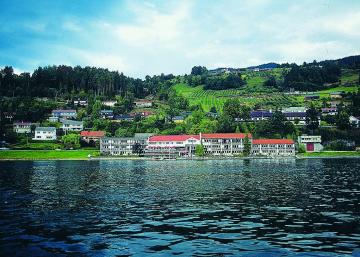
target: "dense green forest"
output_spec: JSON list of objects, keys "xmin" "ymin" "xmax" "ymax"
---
[{"xmin": 0, "ymin": 65, "xmax": 176, "ymax": 98}]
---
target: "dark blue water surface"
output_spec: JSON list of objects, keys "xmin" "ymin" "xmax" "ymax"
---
[{"xmin": 0, "ymin": 159, "xmax": 360, "ymax": 257}]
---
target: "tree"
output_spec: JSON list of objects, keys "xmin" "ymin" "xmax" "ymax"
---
[
  {"xmin": 243, "ymin": 135, "xmax": 251, "ymax": 156},
  {"xmin": 336, "ymin": 111, "xmax": 350, "ymax": 130},
  {"xmin": 191, "ymin": 66, "xmax": 207, "ymax": 76},
  {"xmin": 91, "ymin": 100, "xmax": 102, "ymax": 119},
  {"xmin": 61, "ymin": 134, "xmax": 81, "ymax": 149},
  {"xmin": 217, "ymin": 114, "xmax": 234, "ymax": 132},
  {"xmin": 132, "ymin": 142, "xmax": 144, "ymax": 156},
  {"xmin": 264, "ymin": 76, "xmax": 277, "ymax": 87},
  {"xmin": 223, "ymin": 99, "xmax": 241, "ymax": 119},
  {"xmin": 195, "ymin": 144, "xmax": 205, "ymax": 157},
  {"xmin": 306, "ymin": 105, "xmax": 319, "ymax": 133},
  {"xmin": 115, "ymin": 127, "xmax": 133, "ymax": 137},
  {"xmin": 210, "ymin": 106, "xmax": 217, "ymax": 113}
]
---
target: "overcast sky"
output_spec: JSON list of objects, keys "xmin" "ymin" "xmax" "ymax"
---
[{"xmin": 1, "ymin": 0, "xmax": 359, "ymax": 77}]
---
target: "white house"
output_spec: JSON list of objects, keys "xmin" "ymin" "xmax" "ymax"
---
[
  {"xmin": 349, "ymin": 116, "xmax": 360, "ymax": 128},
  {"xmin": 61, "ymin": 119, "xmax": 84, "ymax": 131},
  {"xmin": 13, "ymin": 122, "xmax": 33, "ymax": 134},
  {"xmin": 134, "ymin": 99, "xmax": 153, "ymax": 108},
  {"xmin": 51, "ymin": 109, "xmax": 77, "ymax": 119},
  {"xmin": 102, "ymin": 100, "xmax": 117, "ymax": 107},
  {"xmin": 33, "ymin": 127, "xmax": 57, "ymax": 140}
]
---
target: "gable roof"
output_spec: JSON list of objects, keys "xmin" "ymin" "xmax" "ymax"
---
[
  {"xmin": 80, "ymin": 131, "xmax": 105, "ymax": 137},
  {"xmin": 52, "ymin": 109, "xmax": 76, "ymax": 113},
  {"xmin": 61, "ymin": 119, "xmax": 83, "ymax": 125},
  {"xmin": 149, "ymin": 135, "xmax": 200, "ymax": 142},
  {"xmin": 35, "ymin": 127, "xmax": 56, "ymax": 132},
  {"xmin": 252, "ymin": 139, "xmax": 294, "ymax": 145},
  {"xmin": 201, "ymin": 133, "xmax": 252, "ymax": 139}
]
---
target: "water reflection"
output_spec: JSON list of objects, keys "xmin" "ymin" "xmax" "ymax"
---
[{"xmin": 0, "ymin": 159, "xmax": 359, "ymax": 256}]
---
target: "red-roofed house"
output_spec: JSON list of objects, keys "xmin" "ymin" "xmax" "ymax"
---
[
  {"xmin": 145, "ymin": 135, "xmax": 201, "ymax": 158},
  {"xmin": 200, "ymin": 133, "xmax": 252, "ymax": 156},
  {"xmin": 251, "ymin": 139, "xmax": 295, "ymax": 156},
  {"xmin": 81, "ymin": 131, "xmax": 106, "ymax": 143}
]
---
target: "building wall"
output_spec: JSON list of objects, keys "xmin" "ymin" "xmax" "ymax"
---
[
  {"xmin": 33, "ymin": 131, "xmax": 56, "ymax": 140},
  {"xmin": 101, "ymin": 137, "xmax": 149, "ymax": 155},
  {"xmin": 62, "ymin": 124, "xmax": 83, "ymax": 131},
  {"xmin": 251, "ymin": 144, "xmax": 295, "ymax": 156},
  {"xmin": 13, "ymin": 124, "xmax": 31, "ymax": 134},
  {"xmin": 201, "ymin": 138, "xmax": 247, "ymax": 156}
]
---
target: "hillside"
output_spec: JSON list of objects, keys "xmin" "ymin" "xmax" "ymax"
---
[{"xmin": 173, "ymin": 68, "xmax": 359, "ymax": 112}]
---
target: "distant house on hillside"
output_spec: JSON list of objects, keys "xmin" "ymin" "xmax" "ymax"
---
[
  {"xmin": 102, "ymin": 100, "xmax": 117, "ymax": 107},
  {"xmin": 113, "ymin": 114, "xmax": 134, "ymax": 122},
  {"xmin": 33, "ymin": 127, "xmax": 57, "ymax": 140},
  {"xmin": 283, "ymin": 112, "xmax": 308, "ymax": 125},
  {"xmin": 282, "ymin": 107, "xmax": 307, "ymax": 113},
  {"xmin": 321, "ymin": 107, "xmax": 338, "ymax": 116},
  {"xmin": 52, "ymin": 109, "xmax": 77, "ymax": 119},
  {"xmin": 100, "ymin": 110, "xmax": 114, "ymax": 119},
  {"xmin": 134, "ymin": 99, "xmax": 153, "ymax": 108},
  {"xmin": 73, "ymin": 99, "xmax": 87, "ymax": 106},
  {"xmin": 330, "ymin": 92, "xmax": 344, "ymax": 100},
  {"xmin": 130, "ymin": 110, "xmax": 154, "ymax": 118},
  {"xmin": 13, "ymin": 121, "xmax": 33, "ymax": 134},
  {"xmin": 4, "ymin": 112, "xmax": 16, "ymax": 122},
  {"xmin": 349, "ymin": 116, "xmax": 360, "ymax": 128},
  {"xmin": 48, "ymin": 116, "xmax": 59, "ymax": 122},
  {"xmin": 61, "ymin": 119, "xmax": 83, "ymax": 131},
  {"xmin": 250, "ymin": 110, "xmax": 273, "ymax": 121},
  {"xmin": 81, "ymin": 131, "xmax": 105, "ymax": 143},
  {"xmin": 172, "ymin": 116, "xmax": 185, "ymax": 124},
  {"xmin": 304, "ymin": 95, "xmax": 320, "ymax": 101}
]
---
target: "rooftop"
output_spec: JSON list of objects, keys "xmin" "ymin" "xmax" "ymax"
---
[
  {"xmin": 52, "ymin": 109, "xmax": 76, "ymax": 113},
  {"xmin": 202, "ymin": 133, "xmax": 252, "ymax": 139},
  {"xmin": 35, "ymin": 127, "xmax": 56, "ymax": 132},
  {"xmin": 61, "ymin": 119, "xmax": 83, "ymax": 125},
  {"xmin": 149, "ymin": 135, "xmax": 200, "ymax": 142},
  {"xmin": 252, "ymin": 139, "xmax": 294, "ymax": 145},
  {"xmin": 80, "ymin": 131, "xmax": 105, "ymax": 137}
]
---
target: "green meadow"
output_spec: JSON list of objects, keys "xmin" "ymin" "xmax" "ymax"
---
[{"xmin": 0, "ymin": 150, "xmax": 100, "ymax": 160}]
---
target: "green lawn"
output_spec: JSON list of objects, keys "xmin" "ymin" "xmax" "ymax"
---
[
  {"xmin": 0, "ymin": 150, "xmax": 100, "ymax": 160},
  {"xmin": 299, "ymin": 151, "xmax": 360, "ymax": 157}
]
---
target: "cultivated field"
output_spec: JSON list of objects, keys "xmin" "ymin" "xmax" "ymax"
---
[{"xmin": 173, "ymin": 68, "xmax": 359, "ymax": 112}]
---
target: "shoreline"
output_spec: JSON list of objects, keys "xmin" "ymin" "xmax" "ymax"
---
[
  {"xmin": 1, "ymin": 150, "xmax": 359, "ymax": 161},
  {"xmin": 1, "ymin": 155, "xmax": 360, "ymax": 161}
]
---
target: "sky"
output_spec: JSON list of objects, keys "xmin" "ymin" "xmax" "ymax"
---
[{"xmin": 0, "ymin": 0, "xmax": 359, "ymax": 78}]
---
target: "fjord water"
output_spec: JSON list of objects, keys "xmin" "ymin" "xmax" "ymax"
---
[{"xmin": 0, "ymin": 159, "xmax": 359, "ymax": 256}]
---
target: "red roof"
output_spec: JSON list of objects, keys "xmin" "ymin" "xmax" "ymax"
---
[
  {"xmin": 252, "ymin": 139, "xmax": 294, "ymax": 145},
  {"xmin": 149, "ymin": 135, "xmax": 200, "ymax": 142},
  {"xmin": 80, "ymin": 131, "xmax": 105, "ymax": 137},
  {"xmin": 201, "ymin": 133, "xmax": 252, "ymax": 139}
]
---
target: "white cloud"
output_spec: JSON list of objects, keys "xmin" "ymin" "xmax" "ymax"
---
[{"xmin": 5, "ymin": 1, "xmax": 360, "ymax": 77}]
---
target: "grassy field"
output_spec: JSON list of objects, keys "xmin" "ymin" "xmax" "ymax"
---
[
  {"xmin": 0, "ymin": 150, "xmax": 100, "ymax": 160},
  {"xmin": 174, "ymin": 68, "xmax": 359, "ymax": 111},
  {"xmin": 299, "ymin": 151, "xmax": 360, "ymax": 157}
]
